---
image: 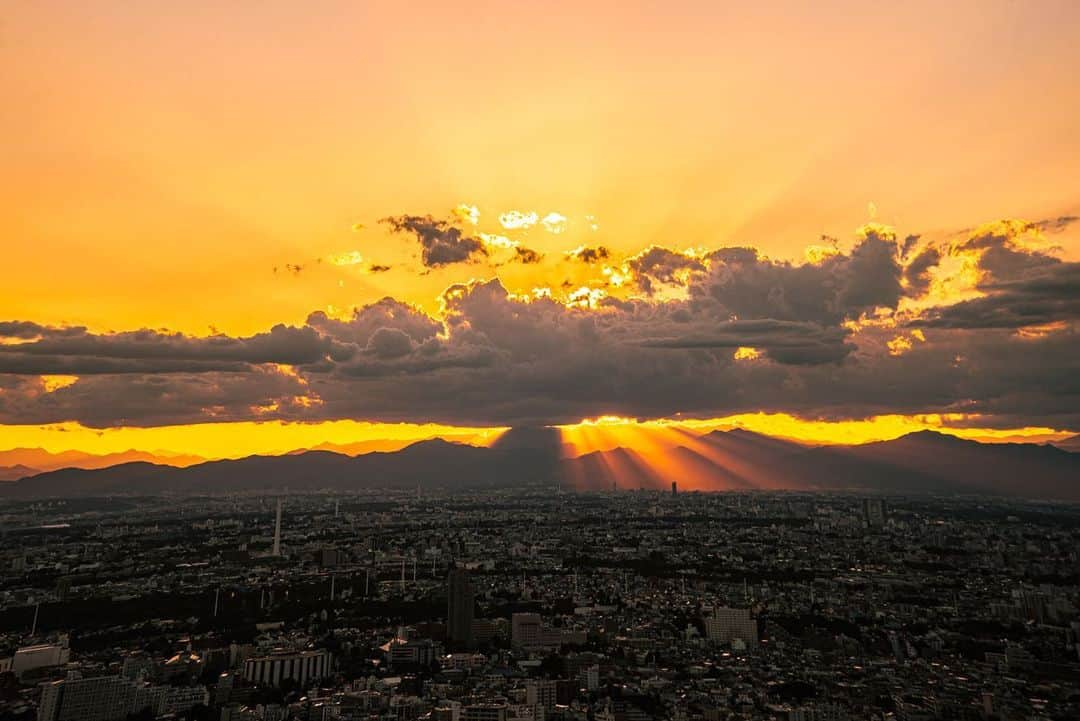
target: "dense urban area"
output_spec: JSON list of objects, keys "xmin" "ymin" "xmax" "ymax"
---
[{"xmin": 2, "ymin": 487, "xmax": 1079, "ymax": 721}]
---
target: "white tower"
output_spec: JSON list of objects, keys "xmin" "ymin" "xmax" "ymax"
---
[{"xmin": 273, "ymin": 499, "xmax": 283, "ymax": 556}]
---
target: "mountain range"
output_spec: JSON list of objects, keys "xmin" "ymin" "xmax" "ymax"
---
[
  {"xmin": 0, "ymin": 447, "xmax": 206, "ymax": 481},
  {"xmin": 1, "ymin": 428, "xmax": 1077, "ymax": 500}
]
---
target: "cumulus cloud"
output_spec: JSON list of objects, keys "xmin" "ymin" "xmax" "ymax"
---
[
  {"xmin": 0, "ymin": 324, "xmax": 335, "ymax": 374},
  {"xmin": 690, "ymin": 232, "xmax": 903, "ymax": 325},
  {"xmin": 382, "ymin": 214, "xmax": 488, "ymax": 267},
  {"xmin": 566, "ymin": 246, "xmax": 611, "ymax": 263},
  {"xmin": 513, "ymin": 247, "xmax": 544, "ymax": 264},
  {"xmin": 1, "ymin": 215, "xmax": 1077, "ymax": 430},
  {"xmin": 626, "ymin": 247, "xmax": 705, "ymax": 294},
  {"xmin": 913, "ymin": 262, "xmax": 1080, "ymax": 329}
]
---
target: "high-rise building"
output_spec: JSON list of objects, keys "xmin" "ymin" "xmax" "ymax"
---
[
  {"xmin": 705, "ymin": 607, "xmax": 758, "ymax": 647},
  {"xmin": 862, "ymin": 498, "xmax": 886, "ymax": 529},
  {"xmin": 272, "ymin": 499, "xmax": 283, "ymax": 556},
  {"xmin": 526, "ymin": 679, "xmax": 559, "ymax": 709},
  {"xmin": 671, "ymin": 481, "xmax": 678, "ymax": 496},
  {"xmin": 447, "ymin": 568, "xmax": 475, "ymax": 647},
  {"xmin": 511, "ymin": 612, "xmax": 543, "ymax": 648}
]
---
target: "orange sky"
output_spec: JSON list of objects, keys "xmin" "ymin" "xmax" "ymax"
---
[{"xmin": 2, "ymin": 1, "xmax": 1079, "ymax": 455}]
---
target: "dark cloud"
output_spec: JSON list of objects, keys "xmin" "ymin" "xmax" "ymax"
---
[
  {"xmin": 382, "ymin": 214, "xmax": 488, "ymax": 267},
  {"xmin": 903, "ymin": 245, "xmax": 941, "ymax": 295},
  {"xmin": 0, "ymin": 321, "xmax": 87, "ymax": 339},
  {"xmin": 0, "ymin": 324, "xmax": 335, "ymax": 374},
  {"xmin": 641, "ymin": 319, "xmax": 853, "ymax": 365},
  {"xmin": 691, "ymin": 232, "xmax": 903, "ymax": 325},
  {"xmin": 306, "ymin": 298, "xmax": 440, "ymax": 350},
  {"xmin": 566, "ymin": 246, "xmax": 611, "ymax": 263},
  {"xmin": 913, "ymin": 262, "xmax": 1080, "ymax": 330},
  {"xmin": 627, "ymin": 247, "xmax": 705, "ymax": 294},
  {"xmin": 369, "ymin": 264, "xmax": 392, "ymax": 273},
  {"xmin": 1, "ymin": 217, "xmax": 1077, "ymax": 430},
  {"xmin": 513, "ymin": 247, "xmax": 544, "ymax": 264},
  {"xmin": 957, "ymin": 221, "xmax": 1060, "ymax": 284},
  {"xmin": 364, "ymin": 327, "xmax": 415, "ymax": 359},
  {"xmin": 1035, "ymin": 215, "xmax": 1079, "ymax": 233}
]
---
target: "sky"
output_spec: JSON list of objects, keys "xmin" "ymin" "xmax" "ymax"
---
[{"xmin": 1, "ymin": 1, "xmax": 1079, "ymax": 457}]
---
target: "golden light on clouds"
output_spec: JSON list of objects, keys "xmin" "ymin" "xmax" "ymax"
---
[
  {"xmin": 499, "ymin": 211, "xmax": 539, "ymax": 230},
  {"xmin": 40, "ymin": 375, "xmax": 79, "ymax": 393},
  {"xmin": 541, "ymin": 212, "xmax": 568, "ymax": 234},
  {"xmin": 327, "ymin": 250, "xmax": 364, "ymax": 266},
  {"xmin": 733, "ymin": 346, "xmax": 761, "ymax": 361}
]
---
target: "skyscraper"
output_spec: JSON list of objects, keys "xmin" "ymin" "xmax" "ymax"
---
[
  {"xmin": 446, "ymin": 568, "xmax": 474, "ymax": 648},
  {"xmin": 272, "ymin": 499, "xmax": 283, "ymax": 556}
]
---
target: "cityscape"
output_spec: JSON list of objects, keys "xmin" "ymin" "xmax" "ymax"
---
[{"xmin": 3, "ymin": 486, "xmax": 1080, "ymax": 720}]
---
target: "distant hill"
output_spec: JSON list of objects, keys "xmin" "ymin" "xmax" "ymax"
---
[
  {"xmin": 3, "ymin": 430, "xmax": 1078, "ymax": 500},
  {"xmin": 1052, "ymin": 434, "xmax": 1080, "ymax": 453},
  {"xmin": 0, "ymin": 447, "xmax": 205, "ymax": 476},
  {"xmin": 0, "ymin": 464, "xmax": 41, "ymax": 482}
]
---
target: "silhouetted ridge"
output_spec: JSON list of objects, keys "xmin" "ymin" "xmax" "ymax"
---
[{"xmin": 3, "ymin": 429, "xmax": 1078, "ymax": 500}]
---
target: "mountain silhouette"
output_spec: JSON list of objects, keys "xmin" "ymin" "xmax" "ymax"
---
[{"xmin": 2, "ymin": 430, "xmax": 1077, "ymax": 500}]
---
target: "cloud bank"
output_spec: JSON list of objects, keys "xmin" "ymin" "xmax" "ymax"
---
[{"xmin": 1, "ymin": 217, "xmax": 1077, "ymax": 431}]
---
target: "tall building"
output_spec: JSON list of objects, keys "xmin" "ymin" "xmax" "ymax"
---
[
  {"xmin": 526, "ymin": 679, "xmax": 559, "ymax": 709},
  {"xmin": 862, "ymin": 498, "xmax": 886, "ymax": 529},
  {"xmin": 671, "ymin": 481, "xmax": 678, "ymax": 496},
  {"xmin": 447, "ymin": 568, "xmax": 475, "ymax": 647},
  {"xmin": 511, "ymin": 612, "xmax": 543, "ymax": 648},
  {"xmin": 272, "ymin": 499, "xmax": 283, "ymax": 556},
  {"xmin": 705, "ymin": 607, "xmax": 758, "ymax": 647}
]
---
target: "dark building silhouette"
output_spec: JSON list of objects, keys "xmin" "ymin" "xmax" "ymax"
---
[{"xmin": 446, "ymin": 568, "xmax": 474, "ymax": 648}]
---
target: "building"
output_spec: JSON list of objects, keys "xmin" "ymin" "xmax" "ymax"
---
[
  {"xmin": 463, "ymin": 703, "xmax": 508, "ymax": 721},
  {"xmin": 447, "ymin": 568, "xmax": 475, "ymax": 647},
  {"xmin": 242, "ymin": 649, "xmax": 332, "ymax": 688},
  {"xmin": 387, "ymin": 638, "xmax": 438, "ymax": 667},
  {"xmin": 11, "ymin": 642, "xmax": 70, "ymax": 678},
  {"xmin": 38, "ymin": 675, "xmax": 206, "ymax": 721},
  {"xmin": 511, "ymin": 613, "xmax": 543, "ymax": 648},
  {"xmin": 862, "ymin": 498, "xmax": 886, "ymax": 528},
  {"xmin": 272, "ymin": 498, "xmax": 283, "ymax": 556},
  {"xmin": 526, "ymin": 679, "xmax": 559, "ymax": 709},
  {"xmin": 705, "ymin": 607, "xmax": 758, "ymax": 647},
  {"xmin": 578, "ymin": 664, "xmax": 600, "ymax": 691}
]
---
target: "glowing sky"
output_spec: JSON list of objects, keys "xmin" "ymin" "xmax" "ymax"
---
[{"xmin": 2, "ymin": 1, "xmax": 1079, "ymax": 456}]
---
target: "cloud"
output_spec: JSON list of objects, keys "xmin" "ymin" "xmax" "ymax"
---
[
  {"xmin": 1, "ymin": 215, "xmax": 1077, "ymax": 430},
  {"xmin": 364, "ymin": 327, "xmax": 415, "ymax": 359},
  {"xmin": 382, "ymin": 214, "xmax": 488, "ymax": 267},
  {"xmin": 499, "ymin": 210, "xmax": 539, "ymax": 230},
  {"xmin": 566, "ymin": 245, "xmax": 611, "ymax": 263},
  {"xmin": 640, "ymin": 319, "xmax": 853, "ymax": 365},
  {"xmin": 513, "ymin": 247, "xmax": 544, "ymax": 264},
  {"xmin": 626, "ymin": 247, "xmax": 705, "ymax": 294},
  {"xmin": 0, "ymin": 324, "xmax": 335, "ymax": 374},
  {"xmin": 903, "ymin": 245, "xmax": 941, "ymax": 295},
  {"xmin": 306, "ymin": 298, "xmax": 440, "ymax": 349},
  {"xmin": 913, "ymin": 262, "xmax": 1080, "ymax": 329},
  {"xmin": 691, "ymin": 231, "xmax": 903, "ymax": 325}
]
